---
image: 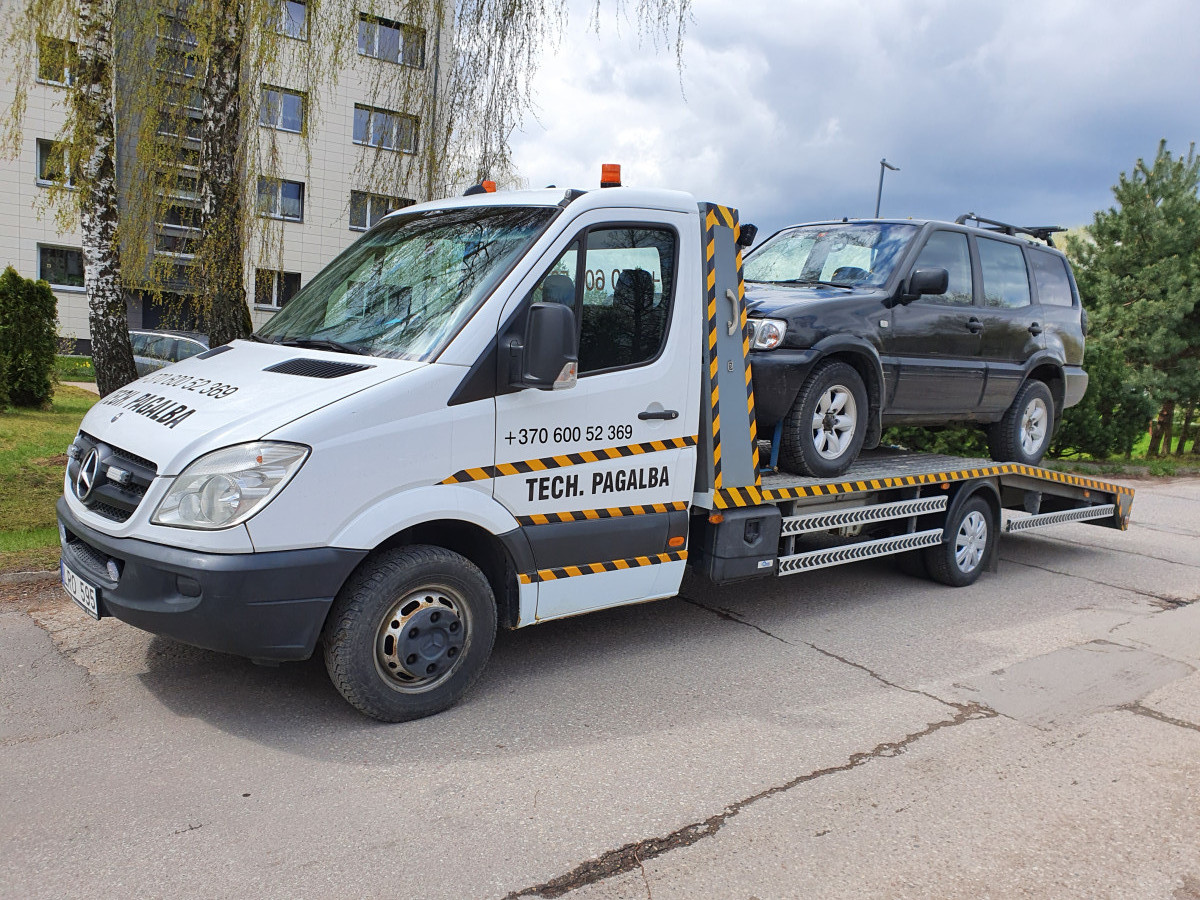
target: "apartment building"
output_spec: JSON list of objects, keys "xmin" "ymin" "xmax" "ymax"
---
[{"xmin": 0, "ymin": 1, "xmax": 446, "ymax": 352}]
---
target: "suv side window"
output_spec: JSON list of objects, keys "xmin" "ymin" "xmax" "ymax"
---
[
  {"xmin": 1027, "ymin": 249, "xmax": 1074, "ymax": 306},
  {"xmin": 912, "ymin": 231, "xmax": 972, "ymax": 305},
  {"xmin": 978, "ymin": 237, "xmax": 1031, "ymax": 309}
]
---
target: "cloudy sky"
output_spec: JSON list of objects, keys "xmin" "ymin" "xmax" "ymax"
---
[{"xmin": 509, "ymin": 0, "xmax": 1200, "ymax": 240}]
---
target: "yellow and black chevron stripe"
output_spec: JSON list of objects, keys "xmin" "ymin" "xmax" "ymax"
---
[
  {"xmin": 518, "ymin": 550, "xmax": 688, "ymax": 584},
  {"xmin": 703, "ymin": 205, "xmax": 727, "ymax": 487},
  {"xmin": 441, "ymin": 436, "xmax": 699, "ymax": 484},
  {"xmin": 731, "ymin": 211, "xmax": 760, "ymax": 482},
  {"xmin": 516, "ymin": 500, "xmax": 689, "ymax": 527},
  {"xmin": 713, "ymin": 463, "xmax": 1135, "ymax": 508}
]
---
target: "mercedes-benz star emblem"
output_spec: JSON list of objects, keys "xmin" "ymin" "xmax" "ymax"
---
[{"xmin": 75, "ymin": 448, "xmax": 101, "ymax": 501}]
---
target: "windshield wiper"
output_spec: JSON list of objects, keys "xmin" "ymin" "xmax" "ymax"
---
[
  {"xmin": 773, "ymin": 279, "xmax": 855, "ymax": 290},
  {"xmin": 248, "ymin": 333, "xmax": 278, "ymax": 343},
  {"xmin": 278, "ymin": 338, "xmax": 368, "ymax": 356}
]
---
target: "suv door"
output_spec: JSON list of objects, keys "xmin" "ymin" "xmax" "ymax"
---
[
  {"xmin": 974, "ymin": 236, "xmax": 1043, "ymax": 415},
  {"xmin": 493, "ymin": 210, "xmax": 700, "ymax": 622},
  {"xmin": 884, "ymin": 229, "xmax": 983, "ymax": 415}
]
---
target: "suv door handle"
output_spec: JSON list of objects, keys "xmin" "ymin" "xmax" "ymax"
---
[
  {"xmin": 638, "ymin": 409, "xmax": 679, "ymax": 421},
  {"xmin": 966, "ymin": 317, "xmax": 983, "ymax": 333},
  {"xmin": 1028, "ymin": 322, "xmax": 1043, "ymax": 336}
]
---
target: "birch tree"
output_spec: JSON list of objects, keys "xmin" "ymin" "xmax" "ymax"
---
[{"xmin": 72, "ymin": 0, "xmax": 139, "ymax": 394}]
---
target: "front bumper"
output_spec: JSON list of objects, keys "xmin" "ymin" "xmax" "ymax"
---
[
  {"xmin": 749, "ymin": 347, "xmax": 822, "ymax": 425},
  {"xmin": 57, "ymin": 497, "xmax": 367, "ymax": 661}
]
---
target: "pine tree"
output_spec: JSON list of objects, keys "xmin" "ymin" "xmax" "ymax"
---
[{"xmin": 1068, "ymin": 140, "xmax": 1200, "ymax": 457}]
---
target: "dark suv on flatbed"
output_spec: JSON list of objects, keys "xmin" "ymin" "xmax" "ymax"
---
[{"xmin": 744, "ymin": 214, "xmax": 1087, "ymax": 477}]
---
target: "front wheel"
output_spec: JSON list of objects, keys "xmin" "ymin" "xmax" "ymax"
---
[
  {"xmin": 923, "ymin": 494, "xmax": 996, "ymax": 587},
  {"xmin": 323, "ymin": 545, "xmax": 497, "ymax": 722},
  {"xmin": 779, "ymin": 360, "xmax": 869, "ymax": 478},
  {"xmin": 988, "ymin": 380, "xmax": 1054, "ymax": 465}
]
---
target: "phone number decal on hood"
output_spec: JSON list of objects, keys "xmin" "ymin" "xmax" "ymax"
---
[{"xmin": 100, "ymin": 388, "xmax": 199, "ymax": 429}]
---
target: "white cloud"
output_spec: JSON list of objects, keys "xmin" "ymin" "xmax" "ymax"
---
[{"xmin": 510, "ymin": 0, "xmax": 1200, "ymax": 236}]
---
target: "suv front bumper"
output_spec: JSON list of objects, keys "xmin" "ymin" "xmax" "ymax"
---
[
  {"xmin": 749, "ymin": 348, "xmax": 823, "ymax": 425},
  {"xmin": 57, "ymin": 497, "xmax": 367, "ymax": 662}
]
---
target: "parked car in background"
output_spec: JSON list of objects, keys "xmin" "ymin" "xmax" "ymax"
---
[
  {"xmin": 129, "ymin": 330, "xmax": 210, "ymax": 376},
  {"xmin": 744, "ymin": 214, "xmax": 1087, "ymax": 477}
]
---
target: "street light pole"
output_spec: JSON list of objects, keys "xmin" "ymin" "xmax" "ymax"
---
[{"xmin": 875, "ymin": 158, "xmax": 899, "ymax": 218}]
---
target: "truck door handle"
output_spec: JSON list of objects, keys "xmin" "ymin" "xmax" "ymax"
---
[
  {"xmin": 966, "ymin": 317, "xmax": 983, "ymax": 333},
  {"xmin": 638, "ymin": 409, "xmax": 679, "ymax": 421},
  {"xmin": 725, "ymin": 288, "xmax": 740, "ymax": 335},
  {"xmin": 1028, "ymin": 322, "xmax": 1043, "ymax": 335}
]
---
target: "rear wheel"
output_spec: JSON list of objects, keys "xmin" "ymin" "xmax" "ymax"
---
[
  {"xmin": 923, "ymin": 495, "xmax": 996, "ymax": 587},
  {"xmin": 323, "ymin": 545, "xmax": 497, "ymax": 722},
  {"xmin": 988, "ymin": 380, "xmax": 1054, "ymax": 465},
  {"xmin": 779, "ymin": 360, "xmax": 869, "ymax": 478}
]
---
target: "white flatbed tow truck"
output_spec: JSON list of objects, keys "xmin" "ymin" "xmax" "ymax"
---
[{"xmin": 57, "ymin": 174, "xmax": 1134, "ymax": 720}]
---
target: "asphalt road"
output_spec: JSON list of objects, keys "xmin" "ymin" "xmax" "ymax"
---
[{"xmin": 3, "ymin": 478, "xmax": 1199, "ymax": 900}]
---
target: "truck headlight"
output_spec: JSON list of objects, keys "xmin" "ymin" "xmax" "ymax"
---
[
  {"xmin": 152, "ymin": 442, "xmax": 309, "ymax": 529},
  {"xmin": 749, "ymin": 318, "xmax": 787, "ymax": 350}
]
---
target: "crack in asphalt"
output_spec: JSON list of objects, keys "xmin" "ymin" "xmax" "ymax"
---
[
  {"xmin": 1000, "ymin": 557, "xmax": 1199, "ymax": 607},
  {"xmin": 1124, "ymin": 703, "xmax": 1200, "ymax": 734},
  {"xmin": 681, "ymin": 597, "xmax": 967, "ymax": 713},
  {"xmin": 505, "ymin": 702, "xmax": 996, "ymax": 899}
]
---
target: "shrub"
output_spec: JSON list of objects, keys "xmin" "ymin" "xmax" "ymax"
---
[{"xmin": 0, "ymin": 266, "xmax": 59, "ymax": 407}]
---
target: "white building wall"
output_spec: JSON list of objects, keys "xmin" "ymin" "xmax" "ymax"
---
[{"xmin": 0, "ymin": 1, "xmax": 447, "ymax": 345}]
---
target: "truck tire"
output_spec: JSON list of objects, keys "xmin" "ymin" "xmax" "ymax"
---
[
  {"xmin": 923, "ymin": 495, "xmax": 995, "ymax": 587},
  {"xmin": 322, "ymin": 545, "xmax": 497, "ymax": 722},
  {"xmin": 987, "ymin": 379, "xmax": 1054, "ymax": 465},
  {"xmin": 779, "ymin": 360, "xmax": 868, "ymax": 478}
]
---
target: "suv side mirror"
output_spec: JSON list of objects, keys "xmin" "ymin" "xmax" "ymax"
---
[
  {"xmin": 899, "ymin": 267, "xmax": 949, "ymax": 304},
  {"xmin": 510, "ymin": 302, "xmax": 579, "ymax": 390}
]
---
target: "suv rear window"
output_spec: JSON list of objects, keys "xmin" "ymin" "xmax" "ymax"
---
[
  {"xmin": 978, "ymin": 237, "xmax": 1031, "ymax": 309},
  {"xmin": 1028, "ymin": 249, "xmax": 1075, "ymax": 306}
]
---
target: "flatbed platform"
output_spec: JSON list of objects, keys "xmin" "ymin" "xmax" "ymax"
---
[{"xmin": 702, "ymin": 450, "xmax": 1134, "ymax": 532}]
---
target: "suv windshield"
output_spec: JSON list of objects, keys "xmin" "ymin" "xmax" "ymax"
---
[
  {"xmin": 744, "ymin": 222, "xmax": 918, "ymax": 288},
  {"xmin": 258, "ymin": 205, "xmax": 557, "ymax": 359}
]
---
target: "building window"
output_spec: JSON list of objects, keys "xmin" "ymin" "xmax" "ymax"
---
[
  {"xmin": 276, "ymin": 0, "xmax": 307, "ymax": 39},
  {"xmin": 349, "ymin": 190, "xmax": 413, "ymax": 230},
  {"xmin": 37, "ymin": 36, "xmax": 76, "ymax": 85},
  {"xmin": 156, "ymin": 44, "xmax": 198, "ymax": 78},
  {"xmin": 357, "ymin": 15, "xmax": 424, "ymax": 67},
  {"xmin": 257, "ymin": 177, "xmax": 305, "ymax": 221},
  {"xmin": 36, "ymin": 139, "xmax": 71, "ymax": 186},
  {"xmin": 255, "ymin": 269, "xmax": 301, "ymax": 308},
  {"xmin": 39, "ymin": 246, "xmax": 85, "ymax": 288},
  {"xmin": 157, "ymin": 13, "xmax": 198, "ymax": 49},
  {"xmin": 155, "ymin": 203, "xmax": 201, "ymax": 257},
  {"xmin": 352, "ymin": 104, "xmax": 417, "ymax": 153},
  {"xmin": 260, "ymin": 86, "xmax": 305, "ymax": 133}
]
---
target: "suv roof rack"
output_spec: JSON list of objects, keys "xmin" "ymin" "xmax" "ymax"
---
[{"xmin": 955, "ymin": 213, "xmax": 1066, "ymax": 248}]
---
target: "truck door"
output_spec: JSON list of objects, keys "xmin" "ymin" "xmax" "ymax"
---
[{"xmin": 493, "ymin": 209, "xmax": 701, "ymax": 621}]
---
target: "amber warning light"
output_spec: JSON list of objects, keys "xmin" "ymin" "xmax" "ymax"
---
[{"xmin": 601, "ymin": 164, "xmax": 622, "ymax": 188}]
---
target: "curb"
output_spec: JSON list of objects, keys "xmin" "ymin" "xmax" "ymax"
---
[{"xmin": 0, "ymin": 570, "xmax": 58, "ymax": 585}]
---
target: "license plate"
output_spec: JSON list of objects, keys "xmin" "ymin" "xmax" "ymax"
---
[{"xmin": 61, "ymin": 561, "xmax": 100, "ymax": 619}]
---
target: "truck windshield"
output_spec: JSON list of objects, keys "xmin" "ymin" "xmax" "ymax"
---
[
  {"xmin": 744, "ymin": 222, "xmax": 918, "ymax": 288},
  {"xmin": 257, "ymin": 205, "xmax": 557, "ymax": 359}
]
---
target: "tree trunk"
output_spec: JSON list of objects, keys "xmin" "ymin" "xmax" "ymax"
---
[
  {"xmin": 1148, "ymin": 401, "xmax": 1175, "ymax": 457},
  {"xmin": 75, "ymin": 0, "xmax": 138, "ymax": 397},
  {"xmin": 1176, "ymin": 402, "xmax": 1196, "ymax": 456},
  {"xmin": 197, "ymin": 0, "xmax": 251, "ymax": 348}
]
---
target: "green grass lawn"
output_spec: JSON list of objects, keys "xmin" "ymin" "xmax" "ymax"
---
[
  {"xmin": 54, "ymin": 354, "xmax": 96, "ymax": 382},
  {"xmin": 0, "ymin": 385, "xmax": 97, "ymax": 572}
]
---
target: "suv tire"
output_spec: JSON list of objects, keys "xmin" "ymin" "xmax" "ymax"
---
[
  {"xmin": 779, "ymin": 360, "xmax": 868, "ymax": 478},
  {"xmin": 988, "ymin": 379, "xmax": 1054, "ymax": 465}
]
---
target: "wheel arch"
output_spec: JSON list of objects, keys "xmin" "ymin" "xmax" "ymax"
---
[
  {"xmin": 1025, "ymin": 358, "xmax": 1065, "ymax": 422},
  {"xmin": 811, "ymin": 336, "xmax": 886, "ymax": 448},
  {"xmin": 371, "ymin": 520, "xmax": 526, "ymax": 629}
]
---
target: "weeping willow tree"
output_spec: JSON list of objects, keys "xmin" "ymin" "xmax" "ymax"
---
[{"xmin": 4, "ymin": 0, "xmax": 693, "ymax": 389}]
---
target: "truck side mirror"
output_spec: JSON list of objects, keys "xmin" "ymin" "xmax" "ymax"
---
[
  {"xmin": 899, "ymin": 267, "xmax": 949, "ymax": 304},
  {"xmin": 511, "ymin": 302, "xmax": 579, "ymax": 390}
]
